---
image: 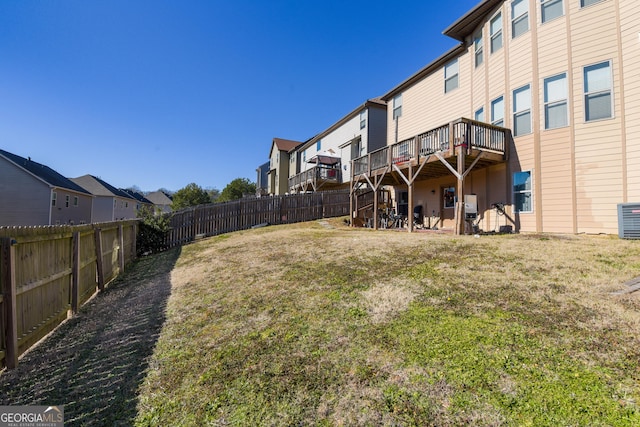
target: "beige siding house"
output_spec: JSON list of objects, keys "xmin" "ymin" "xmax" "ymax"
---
[
  {"xmin": 355, "ymin": 0, "xmax": 639, "ymax": 234},
  {"xmin": 267, "ymin": 138, "xmax": 303, "ymax": 195}
]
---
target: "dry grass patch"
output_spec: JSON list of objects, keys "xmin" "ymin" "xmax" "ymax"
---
[{"xmin": 135, "ymin": 221, "xmax": 640, "ymax": 426}]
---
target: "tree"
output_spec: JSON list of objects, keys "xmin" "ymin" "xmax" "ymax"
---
[
  {"xmin": 218, "ymin": 178, "xmax": 256, "ymax": 202},
  {"xmin": 206, "ymin": 187, "xmax": 220, "ymax": 203},
  {"xmin": 171, "ymin": 183, "xmax": 212, "ymax": 210}
]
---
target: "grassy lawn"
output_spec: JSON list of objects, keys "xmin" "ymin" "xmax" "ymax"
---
[{"xmin": 135, "ymin": 219, "xmax": 640, "ymax": 426}]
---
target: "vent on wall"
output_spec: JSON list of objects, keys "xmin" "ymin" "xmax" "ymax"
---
[{"xmin": 618, "ymin": 203, "xmax": 640, "ymax": 239}]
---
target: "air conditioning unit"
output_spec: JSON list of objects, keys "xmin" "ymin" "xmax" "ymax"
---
[{"xmin": 618, "ymin": 203, "xmax": 640, "ymax": 239}]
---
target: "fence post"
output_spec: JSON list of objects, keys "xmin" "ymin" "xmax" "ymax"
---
[
  {"xmin": 94, "ymin": 228, "xmax": 105, "ymax": 291},
  {"xmin": 71, "ymin": 231, "xmax": 80, "ymax": 315},
  {"xmin": 118, "ymin": 224, "xmax": 125, "ymax": 273},
  {"xmin": 1, "ymin": 237, "xmax": 18, "ymax": 369}
]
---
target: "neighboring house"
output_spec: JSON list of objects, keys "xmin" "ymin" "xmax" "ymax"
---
[
  {"xmin": 71, "ymin": 175, "xmax": 137, "ymax": 222},
  {"xmin": 0, "ymin": 149, "xmax": 92, "ymax": 226},
  {"xmin": 267, "ymin": 138, "xmax": 303, "ymax": 195},
  {"xmin": 255, "ymin": 161, "xmax": 270, "ymax": 196},
  {"xmin": 289, "ymin": 98, "xmax": 387, "ymax": 193},
  {"xmin": 354, "ymin": 0, "xmax": 640, "ymax": 235},
  {"xmin": 121, "ymin": 188, "xmax": 155, "ymax": 215},
  {"xmin": 145, "ymin": 190, "xmax": 173, "ymax": 214}
]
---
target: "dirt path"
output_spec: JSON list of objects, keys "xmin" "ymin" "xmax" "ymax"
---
[{"xmin": 0, "ymin": 248, "xmax": 180, "ymax": 426}]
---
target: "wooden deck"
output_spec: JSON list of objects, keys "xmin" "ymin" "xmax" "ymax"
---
[{"xmin": 350, "ymin": 118, "xmax": 510, "ymax": 234}]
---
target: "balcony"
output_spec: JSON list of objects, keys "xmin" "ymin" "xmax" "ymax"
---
[
  {"xmin": 352, "ymin": 118, "xmax": 509, "ymax": 182},
  {"xmin": 289, "ymin": 164, "xmax": 342, "ymax": 193}
]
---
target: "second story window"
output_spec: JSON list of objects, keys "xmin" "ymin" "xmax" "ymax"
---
[
  {"xmin": 581, "ymin": 0, "xmax": 605, "ymax": 7},
  {"xmin": 52, "ymin": 191, "xmax": 57, "ymax": 207},
  {"xmin": 513, "ymin": 84, "xmax": 532, "ymax": 136},
  {"xmin": 544, "ymin": 72, "xmax": 568, "ymax": 129},
  {"xmin": 511, "ymin": 0, "xmax": 529, "ymax": 38},
  {"xmin": 393, "ymin": 94, "xmax": 403, "ymax": 119},
  {"xmin": 474, "ymin": 30, "xmax": 483, "ymax": 67},
  {"xmin": 316, "ymin": 140, "xmax": 321, "ymax": 151},
  {"xmin": 490, "ymin": 12, "xmax": 503, "ymax": 53},
  {"xmin": 360, "ymin": 110, "xmax": 366, "ymax": 129},
  {"xmin": 444, "ymin": 59, "xmax": 459, "ymax": 93},
  {"xmin": 491, "ymin": 96, "xmax": 504, "ymax": 127},
  {"xmin": 475, "ymin": 107, "xmax": 484, "ymax": 122},
  {"xmin": 584, "ymin": 61, "xmax": 613, "ymax": 121},
  {"xmin": 74, "ymin": 196, "xmax": 79, "ymax": 207},
  {"xmin": 541, "ymin": 0, "xmax": 564, "ymax": 23},
  {"xmin": 65, "ymin": 195, "xmax": 70, "ymax": 207}
]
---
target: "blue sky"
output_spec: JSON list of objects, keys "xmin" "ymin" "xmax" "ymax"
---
[{"xmin": 1, "ymin": 0, "xmax": 479, "ymax": 193}]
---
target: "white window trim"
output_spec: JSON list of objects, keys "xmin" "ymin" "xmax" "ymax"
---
[
  {"xmin": 513, "ymin": 84, "xmax": 532, "ymax": 137},
  {"xmin": 490, "ymin": 12, "xmax": 503, "ymax": 54},
  {"xmin": 540, "ymin": 0, "xmax": 564, "ymax": 23},
  {"xmin": 513, "ymin": 170, "xmax": 533, "ymax": 213},
  {"xmin": 393, "ymin": 94, "xmax": 403, "ymax": 120},
  {"xmin": 511, "ymin": 0, "xmax": 529, "ymax": 39},
  {"xmin": 580, "ymin": 0, "xmax": 606, "ymax": 8},
  {"xmin": 444, "ymin": 59, "xmax": 459, "ymax": 93},
  {"xmin": 583, "ymin": 59, "xmax": 614, "ymax": 123},
  {"xmin": 543, "ymin": 72, "xmax": 569, "ymax": 130},
  {"xmin": 474, "ymin": 30, "xmax": 484, "ymax": 67},
  {"xmin": 491, "ymin": 95, "xmax": 505, "ymax": 127}
]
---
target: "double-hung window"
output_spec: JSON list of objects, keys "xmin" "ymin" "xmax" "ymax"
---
[
  {"xmin": 393, "ymin": 94, "xmax": 403, "ymax": 120},
  {"xmin": 513, "ymin": 171, "xmax": 532, "ymax": 213},
  {"xmin": 544, "ymin": 73, "xmax": 568, "ymax": 129},
  {"xmin": 474, "ymin": 30, "xmax": 483, "ymax": 67},
  {"xmin": 581, "ymin": 0, "xmax": 604, "ymax": 7},
  {"xmin": 360, "ymin": 110, "xmax": 366, "ymax": 129},
  {"xmin": 316, "ymin": 140, "xmax": 321, "ymax": 151},
  {"xmin": 474, "ymin": 107, "xmax": 485, "ymax": 145},
  {"xmin": 584, "ymin": 61, "xmax": 613, "ymax": 121},
  {"xmin": 513, "ymin": 84, "xmax": 532, "ymax": 136},
  {"xmin": 444, "ymin": 59, "xmax": 459, "ymax": 93},
  {"xmin": 490, "ymin": 13, "xmax": 503, "ymax": 53},
  {"xmin": 491, "ymin": 96, "xmax": 504, "ymax": 127},
  {"xmin": 511, "ymin": 0, "xmax": 529, "ymax": 38},
  {"xmin": 541, "ymin": 0, "xmax": 563, "ymax": 23},
  {"xmin": 52, "ymin": 192, "xmax": 57, "ymax": 207}
]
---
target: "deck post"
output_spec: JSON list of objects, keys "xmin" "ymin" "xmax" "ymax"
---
[
  {"xmin": 373, "ymin": 183, "xmax": 379, "ymax": 230},
  {"xmin": 456, "ymin": 143, "xmax": 465, "ymax": 235},
  {"xmin": 71, "ymin": 231, "xmax": 80, "ymax": 315},
  {"xmin": 408, "ymin": 165, "xmax": 414, "ymax": 233}
]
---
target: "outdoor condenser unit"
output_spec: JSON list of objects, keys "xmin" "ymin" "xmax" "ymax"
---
[
  {"xmin": 464, "ymin": 194, "xmax": 478, "ymax": 220},
  {"xmin": 618, "ymin": 203, "xmax": 640, "ymax": 239}
]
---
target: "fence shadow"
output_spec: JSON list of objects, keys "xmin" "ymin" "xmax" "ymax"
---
[{"xmin": 0, "ymin": 247, "xmax": 181, "ymax": 426}]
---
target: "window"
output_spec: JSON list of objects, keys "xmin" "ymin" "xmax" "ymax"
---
[
  {"xmin": 541, "ymin": 0, "xmax": 563, "ymax": 22},
  {"xmin": 360, "ymin": 110, "xmax": 366, "ymax": 129},
  {"xmin": 491, "ymin": 96, "xmax": 504, "ymax": 127},
  {"xmin": 544, "ymin": 73, "xmax": 568, "ymax": 129},
  {"xmin": 393, "ymin": 94, "xmax": 403, "ymax": 119},
  {"xmin": 474, "ymin": 30, "xmax": 483, "ymax": 67},
  {"xmin": 444, "ymin": 59, "xmax": 459, "ymax": 93},
  {"xmin": 316, "ymin": 140, "xmax": 321, "ymax": 151},
  {"xmin": 52, "ymin": 192, "xmax": 57, "ymax": 207},
  {"xmin": 73, "ymin": 196, "xmax": 78, "ymax": 207},
  {"xmin": 513, "ymin": 84, "xmax": 532, "ymax": 136},
  {"xmin": 444, "ymin": 187, "xmax": 456, "ymax": 209},
  {"xmin": 302, "ymin": 151, "xmax": 306, "ymax": 162},
  {"xmin": 490, "ymin": 13, "xmax": 503, "ymax": 53},
  {"xmin": 581, "ymin": 0, "xmax": 604, "ymax": 7},
  {"xmin": 514, "ymin": 171, "xmax": 532, "ymax": 213},
  {"xmin": 511, "ymin": 0, "xmax": 529, "ymax": 38},
  {"xmin": 584, "ymin": 61, "xmax": 612, "ymax": 121},
  {"xmin": 474, "ymin": 107, "xmax": 485, "ymax": 145},
  {"xmin": 65, "ymin": 195, "xmax": 70, "ymax": 208}
]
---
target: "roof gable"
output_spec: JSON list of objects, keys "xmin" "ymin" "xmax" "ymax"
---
[
  {"xmin": 0, "ymin": 149, "xmax": 91, "ymax": 195},
  {"xmin": 71, "ymin": 174, "xmax": 135, "ymax": 199}
]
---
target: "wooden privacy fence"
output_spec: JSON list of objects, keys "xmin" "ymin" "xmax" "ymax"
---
[
  {"xmin": 0, "ymin": 220, "xmax": 137, "ymax": 369},
  {"xmin": 165, "ymin": 190, "xmax": 350, "ymax": 248}
]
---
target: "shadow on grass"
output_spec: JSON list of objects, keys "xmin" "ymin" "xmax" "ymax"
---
[{"xmin": 0, "ymin": 247, "xmax": 181, "ymax": 426}]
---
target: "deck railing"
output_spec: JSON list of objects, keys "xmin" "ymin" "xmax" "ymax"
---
[
  {"xmin": 352, "ymin": 118, "xmax": 507, "ymax": 176},
  {"xmin": 288, "ymin": 165, "xmax": 341, "ymax": 189}
]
